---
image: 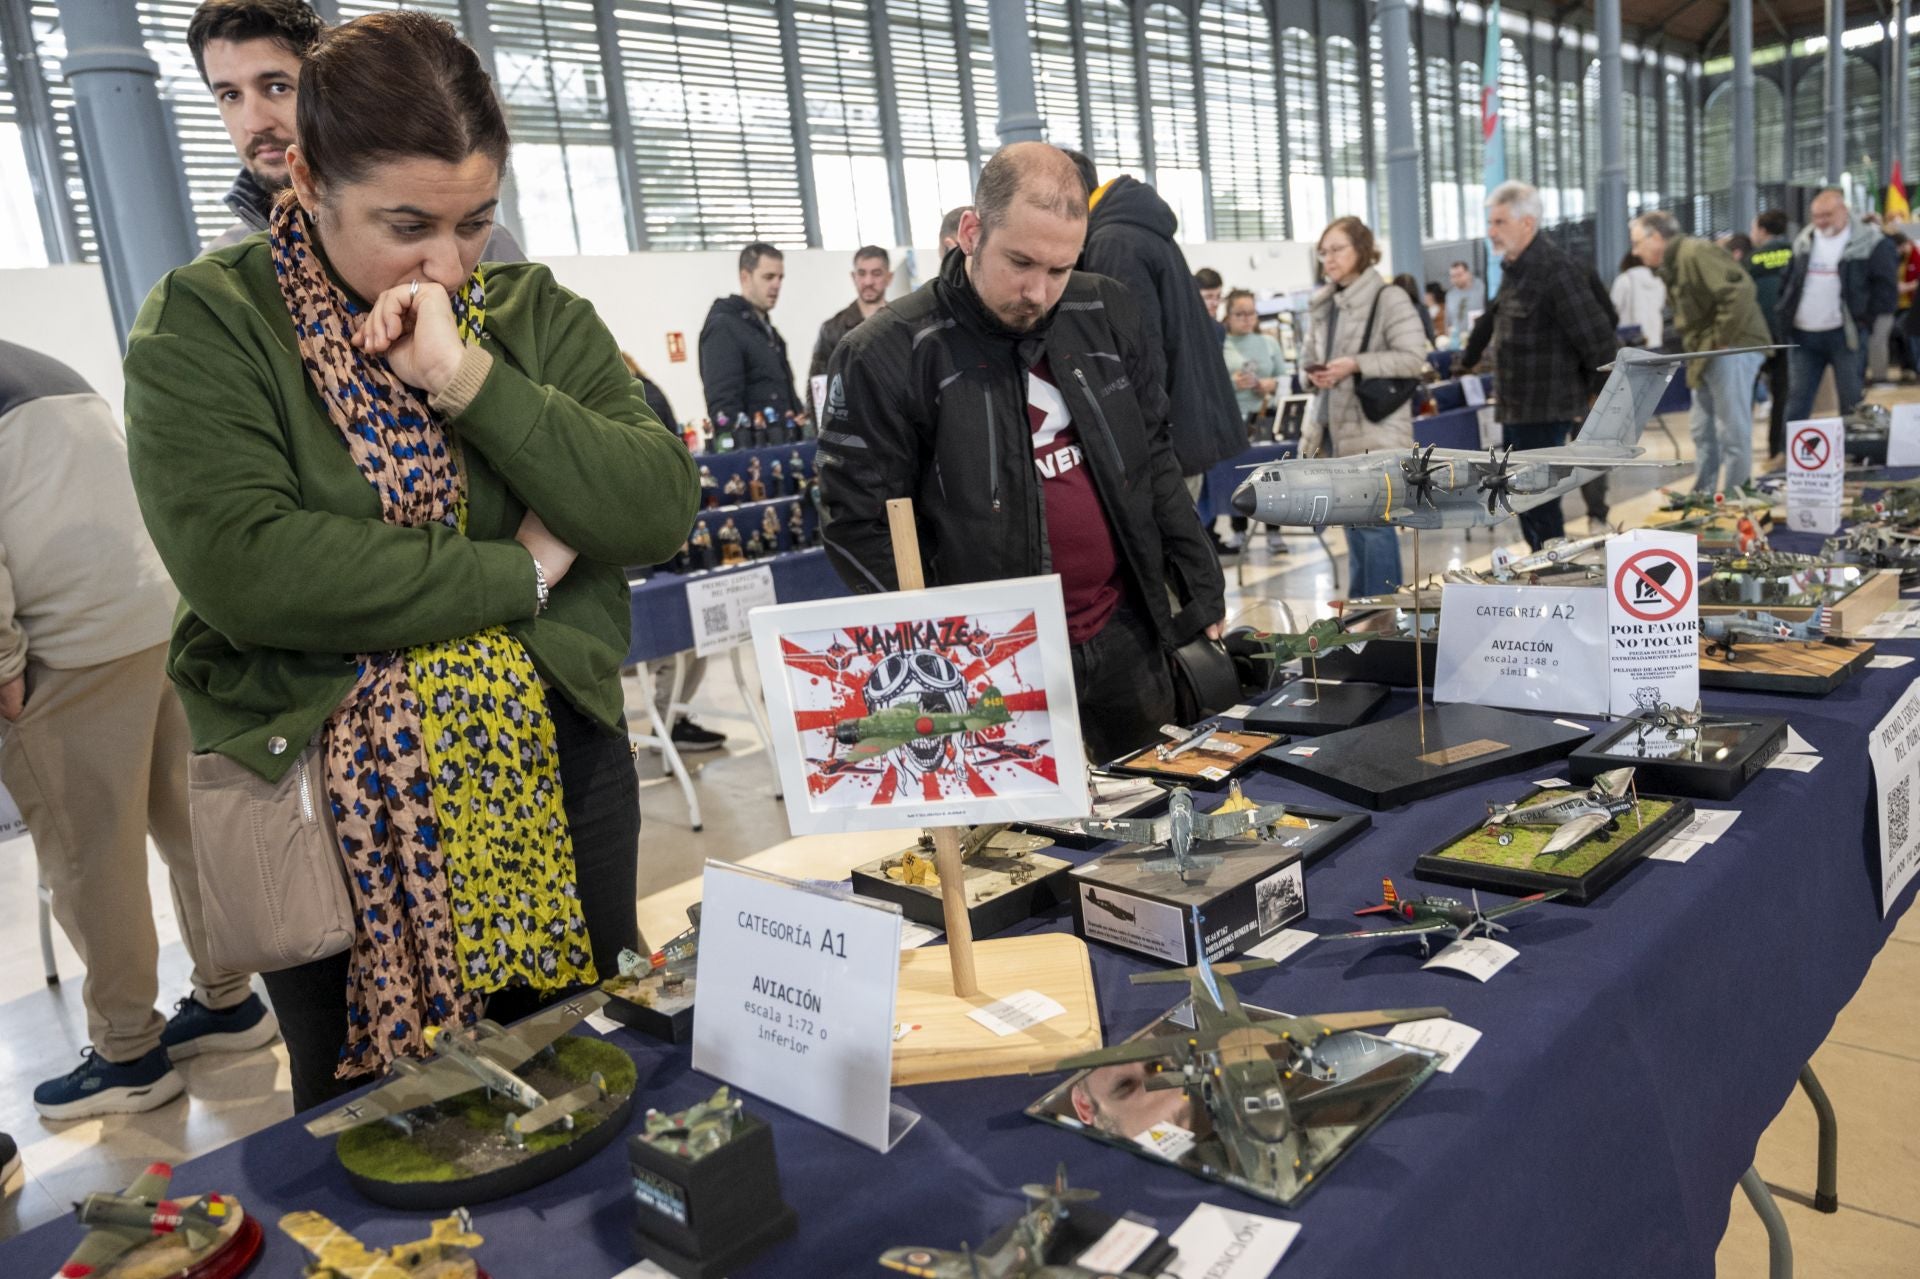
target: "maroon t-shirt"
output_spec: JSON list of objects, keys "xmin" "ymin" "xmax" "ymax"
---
[{"xmin": 1028, "ymin": 356, "xmax": 1123, "ymax": 644}]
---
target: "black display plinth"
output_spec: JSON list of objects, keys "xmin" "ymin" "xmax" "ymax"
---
[
  {"xmin": 1258, "ymin": 703, "xmax": 1593, "ymax": 810},
  {"xmin": 601, "ymin": 983, "xmax": 695, "ymax": 1043},
  {"xmin": 1069, "ymin": 843, "xmax": 1307, "ymax": 965},
  {"xmin": 1568, "ymin": 715, "xmax": 1788, "ymax": 800},
  {"xmin": 1314, "ymin": 630, "xmax": 1437, "ymax": 687},
  {"xmin": 1243, "ymin": 678, "xmax": 1389, "ymax": 735},
  {"xmin": 977, "ymin": 1200, "xmax": 1179, "ymax": 1276},
  {"xmin": 851, "ymin": 851, "xmax": 1073, "ymax": 938},
  {"xmin": 628, "ymin": 1113, "xmax": 796, "ymax": 1279}
]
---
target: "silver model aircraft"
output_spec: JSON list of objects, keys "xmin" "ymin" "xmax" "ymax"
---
[
  {"xmin": 305, "ymin": 992, "xmax": 610, "ymax": 1145},
  {"xmin": 1700, "ymin": 607, "xmax": 1832, "ymax": 659},
  {"xmin": 1230, "ymin": 348, "xmax": 1774, "ymax": 530},
  {"xmin": 1487, "ymin": 528, "xmax": 1615, "ymax": 579},
  {"xmin": 1154, "ymin": 722, "xmax": 1222, "ymax": 760},
  {"xmin": 1074, "ymin": 784, "xmax": 1288, "ymax": 882},
  {"xmin": 55, "ymin": 1163, "xmax": 235, "ymax": 1278},
  {"xmin": 1483, "ymin": 768, "xmax": 1640, "ymax": 854}
]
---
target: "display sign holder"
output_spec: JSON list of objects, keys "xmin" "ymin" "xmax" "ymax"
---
[{"xmin": 881, "ymin": 499, "xmax": 1102, "ymax": 1084}]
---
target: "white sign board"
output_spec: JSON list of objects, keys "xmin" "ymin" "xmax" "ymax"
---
[
  {"xmin": 749, "ymin": 575, "xmax": 1089, "ymax": 836},
  {"xmin": 1869, "ymin": 683, "xmax": 1920, "ymax": 917},
  {"xmin": 691, "ymin": 862, "xmax": 916, "ymax": 1151},
  {"xmin": 1786, "ymin": 417, "xmax": 1844, "ymax": 533},
  {"xmin": 1605, "ymin": 529, "xmax": 1700, "ymax": 716},
  {"xmin": 1888, "ymin": 402, "xmax": 1920, "ymax": 467},
  {"xmin": 0, "ymin": 776, "xmax": 26, "ymax": 844},
  {"xmin": 1433, "ymin": 584, "xmax": 1608, "ymax": 715},
  {"xmin": 685, "ymin": 564, "xmax": 776, "ymax": 657}
]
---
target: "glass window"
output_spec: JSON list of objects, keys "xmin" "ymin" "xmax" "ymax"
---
[
  {"xmin": 1460, "ymin": 59, "xmax": 1484, "ymax": 236},
  {"xmin": 1080, "ymin": 0, "xmax": 1142, "ymax": 175},
  {"xmin": 1199, "ymin": 0, "xmax": 1282, "ymax": 240},
  {"xmin": 888, "ymin": 0, "xmax": 975, "ymax": 244},
  {"xmin": 1425, "ymin": 55, "xmax": 1459, "ymax": 240},
  {"xmin": 1281, "ymin": 27, "xmax": 1325, "ymax": 238},
  {"xmin": 1326, "ymin": 37, "xmax": 1366, "ymax": 218},
  {"xmin": 1143, "ymin": 3, "xmax": 1204, "ymax": 241},
  {"xmin": 794, "ymin": 0, "xmax": 896, "ymax": 248}
]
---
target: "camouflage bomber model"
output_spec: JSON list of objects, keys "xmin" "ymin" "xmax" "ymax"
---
[
  {"xmin": 1231, "ymin": 348, "xmax": 1776, "ymax": 531},
  {"xmin": 879, "ymin": 1164, "xmax": 1154, "ymax": 1279},
  {"xmin": 282, "ymin": 1208, "xmax": 485, "ymax": 1278},
  {"xmin": 640, "ymin": 1086, "xmax": 743, "ymax": 1161}
]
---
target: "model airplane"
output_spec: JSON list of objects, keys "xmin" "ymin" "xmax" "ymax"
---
[
  {"xmin": 615, "ymin": 903, "xmax": 701, "ymax": 989},
  {"xmin": 1229, "ymin": 348, "xmax": 1767, "ymax": 530},
  {"xmin": 1074, "ymin": 784, "xmax": 1288, "ymax": 882},
  {"xmin": 1152, "ymin": 722, "xmax": 1231, "ymax": 760},
  {"xmin": 1483, "ymin": 768, "xmax": 1640, "ymax": 854},
  {"xmin": 1700, "ymin": 607, "xmax": 1833, "ymax": 660},
  {"xmin": 1335, "ymin": 878, "xmax": 1561, "ymax": 956},
  {"xmin": 1659, "ymin": 485, "xmax": 1774, "ymax": 517},
  {"xmin": 1042, "ymin": 909, "xmax": 1447, "ymax": 1186},
  {"xmin": 1483, "ymin": 528, "xmax": 1615, "ymax": 580},
  {"xmin": 282, "ymin": 1208, "xmax": 484, "ymax": 1279},
  {"xmin": 1084, "ymin": 888, "xmax": 1137, "ymax": 923},
  {"xmin": 641, "ymin": 1086, "xmax": 743, "ymax": 1160},
  {"xmin": 55, "ymin": 1162, "xmax": 237, "ymax": 1278},
  {"xmin": 879, "ymin": 1164, "xmax": 1154, "ymax": 1279},
  {"xmin": 832, "ymin": 686, "xmax": 1011, "ymax": 761},
  {"xmin": 1617, "ymin": 699, "xmax": 1758, "ymax": 753},
  {"xmin": 305, "ymin": 992, "xmax": 611, "ymax": 1144},
  {"xmin": 1245, "ymin": 616, "xmax": 1373, "ymax": 665}
]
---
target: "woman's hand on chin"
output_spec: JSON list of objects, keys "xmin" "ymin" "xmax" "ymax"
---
[{"xmin": 351, "ymin": 278, "xmax": 467, "ymax": 397}]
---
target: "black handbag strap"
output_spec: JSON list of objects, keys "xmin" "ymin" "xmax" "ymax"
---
[{"xmin": 1361, "ymin": 286, "xmax": 1385, "ymax": 355}]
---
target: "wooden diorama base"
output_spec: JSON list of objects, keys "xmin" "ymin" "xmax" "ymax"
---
[
  {"xmin": 1699, "ymin": 566, "xmax": 1896, "ymax": 637},
  {"xmin": 890, "ymin": 933, "xmax": 1102, "ymax": 1085},
  {"xmin": 1698, "ymin": 637, "xmax": 1875, "ymax": 694}
]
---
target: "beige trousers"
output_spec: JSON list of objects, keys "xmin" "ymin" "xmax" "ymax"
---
[{"xmin": 0, "ymin": 643, "xmax": 251, "ymax": 1061}]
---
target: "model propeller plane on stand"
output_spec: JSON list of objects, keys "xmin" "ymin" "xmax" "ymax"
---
[
  {"xmin": 1482, "ymin": 768, "xmax": 1641, "ymax": 855},
  {"xmin": 1335, "ymin": 879, "xmax": 1561, "ymax": 956},
  {"xmin": 1229, "ymin": 347, "xmax": 1772, "ymax": 531},
  {"xmin": 880, "ymin": 1164, "xmax": 1155, "ymax": 1279},
  {"xmin": 1700, "ymin": 607, "xmax": 1833, "ymax": 660},
  {"xmin": 54, "ymin": 1162, "xmax": 243, "ymax": 1279},
  {"xmin": 281, "ymin": 1208, "xmax": 487, "ymax": 1278},
  {"xmin": 1073, "ymin": 784, "xmax": 1289, "ymax": 882}
]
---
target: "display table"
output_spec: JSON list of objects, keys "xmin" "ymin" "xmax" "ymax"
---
[
  {"xmin": 625, "ymin": 549, "xmax": 848, "ymax": 665},
  {"xmin": 7, "ymin": 630, "xmax": 1913, "ymax": 1277}
]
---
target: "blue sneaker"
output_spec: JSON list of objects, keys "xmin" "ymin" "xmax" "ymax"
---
[
  {"xmin": 0, "ymin": 1130, "xmax": 18, "ymax": 1187},
  {"xmin": 33, "ymin": 1048, "xmax": 184, "ymax": 1120},
  {"xmin": 161, "ymin": 993, "xmax": 280, "ymax": 1060}
]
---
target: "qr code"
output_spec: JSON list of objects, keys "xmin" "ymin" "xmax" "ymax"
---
[
  {"xmin": 700, "ymin": 603, "xmax": 730, "ymax": 634},
  {"xmin": 1891, "ymin": 776, "xmax": 1912, "ymax": 854}
]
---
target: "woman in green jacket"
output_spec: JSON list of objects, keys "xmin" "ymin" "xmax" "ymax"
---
[{"xmin": 124, "ymin": 11, "xmax": 697, "ymax": 1110}]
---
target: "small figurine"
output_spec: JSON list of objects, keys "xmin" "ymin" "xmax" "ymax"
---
[
  {"xmin": 783, "ymin": 409, "xmax": 802, "ymax": 443},
  {"xmin": 786, "ymin": 450, "xmax": 806, "ymax": 496},
  {"xmin": 745, "ymin": 531, "xmax": 766, "ymax": 559},
  {"xmin": 681, "ymin": 418, "xmax": 702, "ymax": 453},
  {"xmin": 759, "ymin": 405, "xmax": 778, "ymax": 448},
  {"xmin": 723, "ymin": 472, "xmax": 747, "ymax": 504},
  {"xmin": 788, "ymin": 499, "xmax": 808, "ymax": 548},
  {"xmin": 689, "ymin": 521, "xmax": 715, "ymax": 571},
  {"xmin": 760, "ymin": 505, "xmax": 782, "ymax": 552},
  {"xmin": 699, "ymin": 464, "xmax": 719, "ymax": 509},
  {"xmin": 747, "ymin": 456, "xmax": 766, "ymax": 501},
  {"xmin": 712, "ymin": 413, "xmax": 734, "ymax": 453},
  {"xmin": 717, "ymin": 517, "xmax": 744, "ymax": 565},
  {"xmin": 769, "ymin": 459, "xmax": 785, "ymax": 495}
]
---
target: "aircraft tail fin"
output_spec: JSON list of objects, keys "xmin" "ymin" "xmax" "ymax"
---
[
  {"xmin": 1574, "ymin": 346, "xmax": 1775, "ymax": 451},
  {"xmin": 1355, "ymin": 877, "xmax": 1400, "ymax": 916}
]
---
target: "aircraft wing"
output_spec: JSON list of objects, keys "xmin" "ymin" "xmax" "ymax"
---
[
  {"xmin": 1075, "ymin": 814, "xmax": 1169, "ymax": 845},
  {"xmin": 473, "ymin": 991, "xmax": 609, "ymax": 1068},
  {"xmin": 1193, "ymin": 802, "xmax": 1290, "ymax": 840},
  {"xmin": 280, "ymin": 1210, "xmax": 392, "ymax": 1273},
  {"xmin": 879, "ymin": 1245, "xmax": 974, "ymax": 1277},
  {"xmin": 842, "ymin": 734, "xmax": 909, "ymax": 761},
  {"xmin": 304, "ymin": 1060, "xmax": 482, "ymax": 1135},
  {"xmin": 1540, "ymin": 813, "xmax": 1609, "ymax": 854},
  {"xmin": 1513, "ymin": 448, "xmax": 1686, "ymax": 469},
  {"xmin": 1035, "ymin": 1266, "xmax": 1157, "ymax": 1279},
  {"xmin": 1330, "ymin": 920, "xmax": 1453, "ymax": 941},
  {"xmin": 125, "ymin": 1161, "xmax": 172, "ymax": 1203},
  {"xmin": 59, "ymin": 1227, "xmax": 144, "ymax": 1276},
  {"xmin": 1482, "ymin": 889, "xmax": 1563, "ymax": 919},
  {"xmin": 1263, "ymin": 1005, "xmax": 1452, "ymax": 1035}
]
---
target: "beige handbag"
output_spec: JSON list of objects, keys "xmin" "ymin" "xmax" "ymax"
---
[{"xmin": 187, "ymin": 735, "xmax": 355, "ymax": 973}]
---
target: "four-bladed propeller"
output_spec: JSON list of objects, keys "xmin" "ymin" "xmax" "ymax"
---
[
  {"xmin": 1399, "ymin": 443, "xmax": 1443, "ymax": 509},
  {"xmin": 1474, "ymin": 445, "xmax": 1518, "ymax": 515}
]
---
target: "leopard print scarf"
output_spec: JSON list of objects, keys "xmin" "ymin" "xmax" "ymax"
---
[{"xmin": 269, "ymin": 197, "xmax": 596, "ymax": 1078}]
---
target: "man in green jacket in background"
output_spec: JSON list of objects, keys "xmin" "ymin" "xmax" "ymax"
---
[{"xmin": 1631, "ymin": 210, "xmax": 1772, "ymax": 493}]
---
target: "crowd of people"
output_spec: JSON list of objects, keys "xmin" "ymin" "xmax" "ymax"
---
[{"xmin": 0, "ymin": 0, "xmax": 1908, "ymax": 1192}]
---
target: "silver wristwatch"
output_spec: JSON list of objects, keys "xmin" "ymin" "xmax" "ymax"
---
[{"xmin": 532, "ymin": 557, "xmax": 551, "ymax": 613}]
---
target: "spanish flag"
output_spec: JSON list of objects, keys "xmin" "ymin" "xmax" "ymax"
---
[{"xmin": 1888, "ymin": 161, "xmax": 1910, "ymax": 223}]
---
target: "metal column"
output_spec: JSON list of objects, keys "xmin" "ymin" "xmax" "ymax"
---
[
  {"xmin": 310, "ymin": 0, "xmax": 341, "ymax": 22},
  {"xmin": 1595, "ymin": 0, "xmax": 1629, "ymax": 277},
  {"xmin": 950, "ymin": 0, "xmax": 984, "ymax": 180},
  {"xmin": 592, "ymin": 0, "xmax": 647, "ymax": 250},
  {"xmin": 1378, "ymin": 0, "xmax": 1422, "ymax": 276},
  {"xmin": 1187, "ymin": 11, "xmax": 1216, "ymax": 239},
  {"xmin": 1895, "ymin": 1, "xmax": 1910, "ymax": 189},
  {"xmin": 773, "ymin": 0, "xmax": 822, "ymax": 246},
  {"xmin": 456, "ymin": 0, "xmax": 525, "ymax": 247},
  {"xmin": 1731, "ymin": 0, "xmax": 1756, "ymax": 233},
  {"xmin": 55, "ymin": 0, "xmax": 195, "ymax": 343},
  {"xmin": 1825, "ymin": 0, "xmax": 1845, "ymax": 186},
  {"xmin": 985, "ymin": 0, "xmax": 1044, "ymax": 144},
  {"xmin": 0, "ymin": 0, "xmax": 81, "ymax": 262},
  {"xmin": 866, "ymin": 3, "xmax": 914, "ymax": 247}
]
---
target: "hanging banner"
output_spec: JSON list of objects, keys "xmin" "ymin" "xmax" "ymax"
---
[
  {"xmin": 1785, "ymin": 417, "xmax": 1844, "ymax": 533},
  {"xmin": 1605, "ymin": 529, "xmax": 1700, "ymax": 715}
]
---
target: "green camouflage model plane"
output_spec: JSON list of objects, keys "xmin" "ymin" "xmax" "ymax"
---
[
  {"xmin": 1248, "ymin": 617, "xmax": 1373, "ymax": 666},
  {"xmin": 832, "ymin": 686, "xmax": 1011, "ymax": 762},
  {"xmin": 879, "ymin": 1164, "xmax": 1155, "ymax": 1279},
  {"xmin": 640, "ymin": 1086, "xmax": 743, "ymax": 1160},
  {"xmin": 1334, "ymin": 878, "xmax": 1562, "ymax": 956}
]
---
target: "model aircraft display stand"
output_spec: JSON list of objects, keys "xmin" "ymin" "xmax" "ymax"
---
[
  {"xmin": 974, "ymin": 1199, "xmax": 1179, "ymax": 1276},
  {"xmin": 1243, "ymin": 676, "xmax": 1389, "ymax": 735},
  {"xmin": 1412, "ymin": 787, "xmax": 1694, "ymax": 904},
  {"xmin": 600, "ymin": 978, "xmax": 695, "ymax": 1043},
  {"xmin": 851, "ymin": 840, "xmax": 1075, "ymax": 940},
  {"xmin": 1106, "ymin": 729, "xmax": 1286, "ymax": 790},
  {"xmin": 1068, "ymin": 839, "xmax": 1323, "ymax": 966},
  {"xmin": 1699, "ymin": 566, "xmax": 1897, "ymax": 638},
  {"xmin": 879, "ymin": 499, "xmax": 1104, "ymax": 1085},
  {"xmin": 1697, "ymin": 637, "xmax": 1874, "ymax": 695},
  {"xmin": 1568, "ymin": 715, "xmax": 1789, "ymax": 800},
  {"xmin": 1017, "ymin": 773, "xmax": 1168, "ymax": 848},
  {"xmin": 81, "ymin": 1200, "xmax": 263, "ymax": 1279},
  {"xmin": 1314, "ymin": 614, "xmax": 1439, "ymax": 687},
  {"xmin": 1258, "ymin": 703, "xmax": 1591, "ymax": 811},
  {"xmin": 627, "ymin": 1113, "xmax": 796, "ymax": 1279}
]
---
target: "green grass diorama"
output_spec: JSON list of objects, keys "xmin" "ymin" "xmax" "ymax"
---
[
  {"xmin": 337, "ymin": 1034, "xmax": 637, "ymax": 1184},
  {"xmin": 1429, "ymin": 797, "xmax": 1681, "ymax": 880}
]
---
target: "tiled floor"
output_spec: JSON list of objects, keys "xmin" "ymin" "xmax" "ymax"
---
[{"xmin": 1, "ymin": 398, "xmax": 1915, "ymax": 1275}]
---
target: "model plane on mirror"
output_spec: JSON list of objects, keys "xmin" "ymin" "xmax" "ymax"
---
[
  {"xmin": 1230, "ymin": 348, "xmax": 1778, "ymax": 530},
  {"xmin": 1073, "ymin": 784, "xmax": 1288, "ymax": 882},
  {"xmin": 878, "ymin": 1164, "xmax": 1154, "ymax": 1279},
  {"xmin": 1483, "ymin": 768, "xmax": 1641, "ymax": 854},
  {"xmin": 281, "ymin": 1208, "xmax": 485, "ymax": 1279},
  {"xmin": 1335, "ymin": 878, "xmax": 1562, "ymax": 956},
  {"xmin": 1700, "ymin": 607, "xmax": 1833, "ymax": 659},
  {"xmin": 1617, "ymin": 699, "xmax": 1758, "ymax": 756},
  {"xmin": 304, "ymin": 993, "xmax": 611, "ymax": 1146}
]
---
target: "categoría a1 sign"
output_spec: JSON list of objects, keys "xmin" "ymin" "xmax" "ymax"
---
[
  {"xmin": 692, "ymin": 861, "xmax": 916, "ymax": 1152},
  {"xmin": 1786, "ymin": 417, "xmax": 1844, "ymax": 533},
  {"xmin": 1605, "ymin": 529, "xmax": 1699, "ymax": 715},
  {"xmin": 1433, "ymin": 583, "xmax": 1608, "ymax": 715}
]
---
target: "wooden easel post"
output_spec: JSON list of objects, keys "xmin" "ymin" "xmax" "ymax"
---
[{"xmin": 885, "ymin": 497, "xmax": 978, "ymax": 997}]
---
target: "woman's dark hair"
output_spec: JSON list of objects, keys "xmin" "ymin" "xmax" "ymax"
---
[
  {"xmin": 1391, "ymin": 272, "xmax": 1422, "ymax": 310},
  {"xmin": 1224, "ymin": 288, "xmax": 1256, "ymax": 314},
  {"xmin": 295, "ymin": 10, "xmax": 509, "ymax": 190},
  {"xmin": 1619, "ymin": 252, "xmax": 1641, "ymax": 274},
  {"xmin": 1318, "ymin": 216, "xmax": 1380, "ymax": 271},
  {"xmin": 1424, "ymin": 281, "xmax": 1446, "ymax": 305}
]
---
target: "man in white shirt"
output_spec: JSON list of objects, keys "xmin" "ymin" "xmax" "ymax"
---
[
  {"xmin": 1779, "ymin": 188, "xmax": 1899, "ymax": 422},
  {"xmin": 1444, "ymin": 261, "xmax": 1486, "ymax": 337}
]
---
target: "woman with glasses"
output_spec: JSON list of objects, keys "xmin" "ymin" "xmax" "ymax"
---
[{"xmin": 1300, "ymin": 217, "xmax": 1428, "ymax": 597}]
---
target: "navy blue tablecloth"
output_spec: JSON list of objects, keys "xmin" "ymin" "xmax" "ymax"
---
[
  {"xmin": 625, "ymin": 549, "xmax": 849, "ymax": 664},
  {"xmin": 6, "ymin": 623, "xmax": 1912, "ymax": 1277}
]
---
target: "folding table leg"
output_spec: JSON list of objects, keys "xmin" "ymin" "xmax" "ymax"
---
[
  {"xmin": 1739, "ymin": 1165, "xmax": 1793, "ymax": 1279},
  {"xmin": 729, "ymin": 646, "xmax": 782, "ymax": 801},
  {"xmin": 38, "ymin": 880, "xmax": 58, "ymax": 985},
  {"xmin": 629, "ymin": 658, "xmax": 702, "ymax": 832},
  {"xmin": 1798, "ymin": 1064, "xmax": 1839, "ymax": 1212}
]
